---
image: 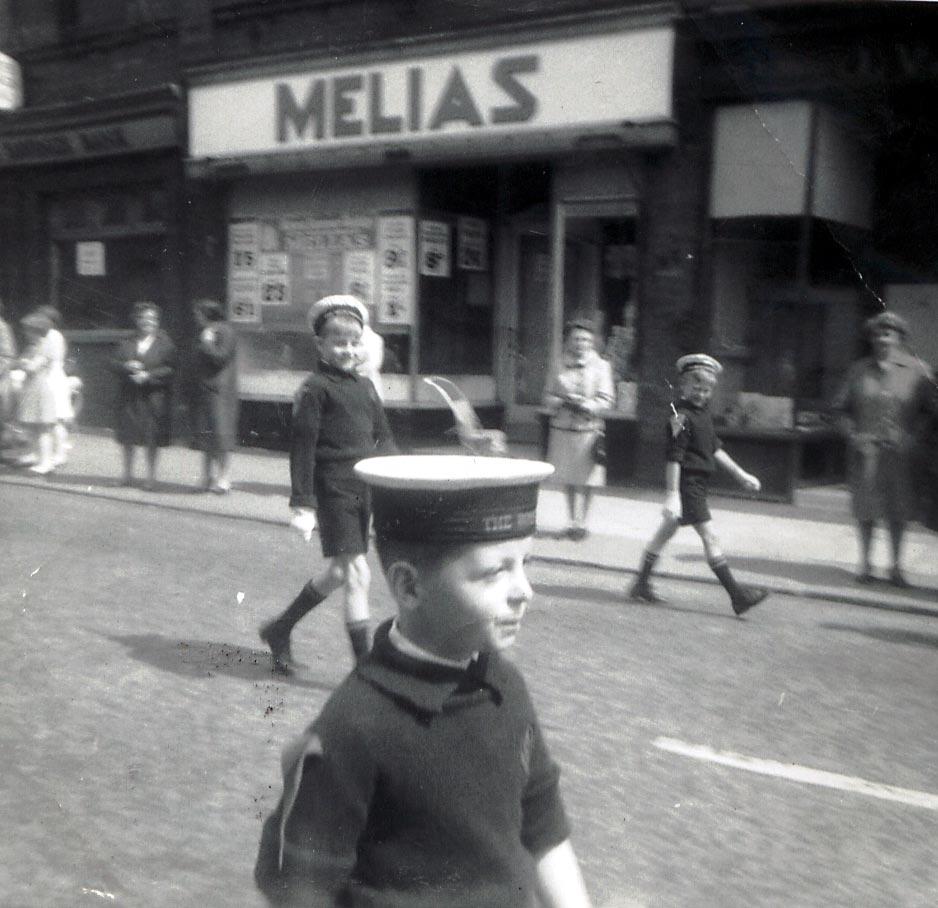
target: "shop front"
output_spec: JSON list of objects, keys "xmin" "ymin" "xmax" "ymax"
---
[
  {"xmin": 0, "ymin": 85, "xmax": 185, "ymax": 428},
  {"xmin": 186, "ymin": 17, "xmax": 677, "ymax": 448}
]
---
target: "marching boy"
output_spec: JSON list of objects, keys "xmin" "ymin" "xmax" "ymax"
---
[
  {"xmin": 630, "ymin": 354, "xmax": 769, "ymax": 615},
  {"xmin": 259, "ymin": 296, "xmax": 395, "ymax": 671},
  {"xmin": 255, "ymin": 454, "xmax": 593, "ymax": 908}
]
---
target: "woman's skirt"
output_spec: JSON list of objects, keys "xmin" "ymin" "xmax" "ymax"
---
[
  {"xmin": 547, "ymin": 425, "xmax": 605, "ymax": 487},
  {"xmin": 849, "ymin": 443, "xmax": 914, "ymax": 523}
]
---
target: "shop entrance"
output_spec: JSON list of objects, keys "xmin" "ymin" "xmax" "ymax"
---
[{"xmin": 512, "ymin": 199, "xmax": 639, "ymax": 415}]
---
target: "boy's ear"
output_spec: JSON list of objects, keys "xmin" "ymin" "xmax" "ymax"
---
[{"xmin": 386, "ymin": 561, "xmax": 420, "ymax": 610}]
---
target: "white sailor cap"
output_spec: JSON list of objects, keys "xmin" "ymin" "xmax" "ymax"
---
[
  {"xmin": 355, "ymin": 455, "xmax": 554, "ymax": 543},
  {"xmin": 307, "ymin": 295, "xmax": 368, "ymax": 335},
  {"xmin": 676, "ymin": 353, "xmax": 723, "ymax": 377}
]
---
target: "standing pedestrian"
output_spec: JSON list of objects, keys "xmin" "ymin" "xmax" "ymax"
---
[
  {"xmin": 191, "ymin": 298, "xmax": 239, "ymax": 494},
  {"xmin": 543, "ymin": 318, "xmax": 615, "ymax": 539},
  {"xmin": 255, "ymin": 454, "xmax": 592, "ymax": 908},
  {"xmin": 0, "ymin": 296, "xmax": 17, "ymax": 449},
  {"xmin": 14, "ymin": 311, "xmax": 58, "ymax": 474},
  {"xmin": 832, "ymin": 311, "xmax": 932, "ymax": 586},
  {"xmin": 629, "ymin": 354, "xmax": 768, "ymax": 615},
  {"xmin": 111, "ymin": 302, "xmax": 177, "ymax": 490},
  {"xmin": 35, "ymin": 306, "xmax": 74, "ymax": 467},
  {"xmin": 259, "ymin": 295, "xmax": 395, "ymax": 671}
]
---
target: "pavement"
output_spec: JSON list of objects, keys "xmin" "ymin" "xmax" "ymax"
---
[{"xmin": 3, "ymin": 427, "xmax": 937, "ymax": 615}]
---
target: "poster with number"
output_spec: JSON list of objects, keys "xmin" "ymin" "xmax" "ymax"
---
[
  {"xmin": 377, "ymin": 216, "xmax": 415, "ymax": 326},
  {"xmin": 457, "ymin": 217, "xmax": 488, "ymax": 271},
  {"xmin": 228, "ymin": 278, "xmax": 261, "ymax": 324},
  {"xmin": 344, "ymin": 250, "xmax": 376, "ymax": 310},
  {"xmin": 418, "ymin": 220, "xmax": 451, "ymax": 277},
  {"xmin": 259, "ymin": 252, "xmax": 291, "ymax": 306},
  {"xmin": 229, "ymin": 221, "xmax": 259, "ymax": 276}
]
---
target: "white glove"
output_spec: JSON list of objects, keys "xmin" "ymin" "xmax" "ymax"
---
[{"xmin": 289, "ymin": 509, "xmax": 317, "ymax": 542}]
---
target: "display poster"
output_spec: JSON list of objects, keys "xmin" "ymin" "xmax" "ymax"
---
[
  {"xmin": 418, "ymin": 220, "xmax": 451, "ymax": 278},
  {"xmin": 229, "ymin": 221, "xmax": 259, "ymax": 276},
  {"xmin": 304, "ymin": 251, "xmax": 331, "ymax": 282},
  {"xmin": 76, "ymin": 241, "xmax": 106, "ymax": 276},
  {"xmin": 377, "ymin": 216, "xmax": 416, "ymax": 325},
  {"xmin": 259, "ymin": 252, "xmax": 291, "ymax": 305},
  {"xmin": 228, "ymin": 278, "xmax": 261, "ymax": 324},
  {"xmin": 344, "ymin": 250, "xmax": 376, "ymax": 310},
  {"xmin": 457, "ymin": 217, "xmax": 488, "ymax": 271}
]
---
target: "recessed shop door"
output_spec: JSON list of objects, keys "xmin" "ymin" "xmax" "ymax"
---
[{"xmin": 53, "ymin": 235, "xmax": 168, "ymax": 330}]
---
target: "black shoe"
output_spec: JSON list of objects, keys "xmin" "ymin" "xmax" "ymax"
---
[
  {"xmin": 855, "ymin": 572, "xmax": 876, "ymax": 585},
  {"xmin": 888, "ymin": 568, "xmax": 911, "ymax": 589},
  {"xmin": 259, "ymin": 621, "xmax": 296, "ymax": 674},
  {"xmin": 568, "ymin": 526, "xmax": 588, "ymax": 541},
  {"xmin": 731, "ymin": 587, "xmax": 768, "ymax": 616},
  {"xmin": 630, "ymin": 579, "xmax": 664, "ymax": 603}
]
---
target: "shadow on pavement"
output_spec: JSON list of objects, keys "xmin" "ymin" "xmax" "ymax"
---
[
  {"xmin": 230, "ymin": 480, "xmax": 289, "ymax": 498},
  {"xmin": 103, "ymin": 631, "xmax": 335, "ymax": 691},
  {"xmin": 820, "ymin": 623, "xmax": 938, "ymax": 649}
]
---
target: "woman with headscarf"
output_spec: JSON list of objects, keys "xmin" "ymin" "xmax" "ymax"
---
[
  {"xmin": 543, "ymin": 317, "xmax": 615, "ymax": 539},
  {"xmin": 832, "ymin": 311, "xmax": 932, "ymax": 587},
  {"xmin": 191, "ymin": 298, "xmax": 239, "ymax": 493},
  {"xmin": 111, "ymin": 301, "xmax": 177, "ymax": 490}
]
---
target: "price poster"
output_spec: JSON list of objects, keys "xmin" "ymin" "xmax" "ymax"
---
[
  {"xmin": 377, "ymin": 216, "xmax": 415, "ymax": 326},
  {"xmin": 229, "ymin": 221, "xmax": 259, "ymax": 276},
  {"xmin": 418, "ymin": 220, "xmax": 451, "ymax": 277},
  {"xmin": 457, "ymin": 217, "xmax": 488, "ymax": 272},
  {"xmin": 228, "ymin": 277, "xmax": 261, "ymax": 323},
  {"xmin": 259, "ymin": 252, "xmax": 291, "ymax": 305},
  {"xmin": 344, "ymin": 250, "xmax": 376, "ymax": 310}
]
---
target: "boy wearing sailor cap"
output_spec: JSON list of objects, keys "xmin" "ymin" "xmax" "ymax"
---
[
  {"xmin": 259, "ymin": 295, "xmax": 395, "ymax": 671},
  {"xmin": 255, "ymin": 455, "xmax": 592, "ymax": 908},
  {"xmin": 630, "ymin": 354, "xmax": 769, "ymax": 615}
]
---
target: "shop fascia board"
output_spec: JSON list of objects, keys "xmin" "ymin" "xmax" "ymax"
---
[
  {"xmin": 186, "ymin": 3, "xmax": 680, "ymax": 86},
  {"xmin": 185, "ymin": 121, "xmax": 678, "ymax": 179}
]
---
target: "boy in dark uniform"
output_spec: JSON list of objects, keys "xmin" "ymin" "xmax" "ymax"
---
[
  {"xmin": 255, "ymin": 455, "xmax": 592, "ymax": 908},
  {"xmin": 629, "ymin": 354, "xmax": 769, "ymax": 615},
  {"xmin": 259, "ymin": 296, "xmax": 394, "ymax": 671}
]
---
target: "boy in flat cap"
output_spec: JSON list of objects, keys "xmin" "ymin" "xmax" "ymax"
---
[
  {"xmin": 259, "ymin": 296, "xmax": 395, "ymax": 670},
  {"xmin": 630, "ymin": 354, "xmax": 768, "ymax": 615},
  {"xmin": 255, "ymin": 455, "xmax": 592, "ymax": 908}
]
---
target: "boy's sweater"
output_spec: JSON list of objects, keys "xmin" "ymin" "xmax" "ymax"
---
[
  {"xmin": 255, "ymin": 621, "xmax": 570, "ymax": 907},
  {"xmin": 666, "ymin": 398, "xmax": 721, "ymax": 474}
]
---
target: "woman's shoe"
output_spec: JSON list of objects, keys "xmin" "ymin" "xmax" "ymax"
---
[
  {"xmin": 888, "ymin": 568, "xmax": 911, "ymax": 589},
  {"xmin": 855, "ymin": 572, "xmax": 876, "ymax": 585},
  {"xmin": 28, "ymin": 463, "xmax": 55, "ymax": 475}
]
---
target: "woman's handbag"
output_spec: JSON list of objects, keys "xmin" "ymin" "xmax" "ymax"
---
[{"xmin": 591, "ymin": 430, "xmax": 607, "ymax": 466}]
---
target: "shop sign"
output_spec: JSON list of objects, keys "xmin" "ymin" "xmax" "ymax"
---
[
  {"xmin": 0, "ymin": 53, "xmax": 23, "ymax": 111},
  {"xmin": 377, "ymin": 216, "xmax": 415, "ymax": 325},
  {"xmin": 282, "ymin": 217, "xmax": 375, "ymax": 252},
  {"xmin": 418, "ymin": 221, "xmax": 451, "ymax": 278},
  {"xmin": 76, "ymin": 241, "xmax": 106, "ymax": 276},
  {"xmin": 189, "ymin": 27, "xmax": 674, "ymax": 159},
  {"xmin": 344, "ymin": 250, "xmax": 376, "ymax": 309},
  {"xmin": 457, "ymin": 217, "xmax": 488, "ymax": 271},
  {"xmin": 0, "ymin": 114, "xmax": 178, "ymax": 167}
]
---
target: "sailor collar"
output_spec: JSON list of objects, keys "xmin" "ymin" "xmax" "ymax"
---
[{"xmin": 357, "ymin": 621, "xmax": 502, "ymax": 714}]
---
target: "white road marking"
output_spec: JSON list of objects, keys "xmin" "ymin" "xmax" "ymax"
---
[{"xmin": 653, "ymin": 736, "xmax": 938, "ymax": 811}]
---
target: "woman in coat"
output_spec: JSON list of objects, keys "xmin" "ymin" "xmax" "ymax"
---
[
  {"xmin": 543, "ymin": 318, "xmax": 615, "ymax": 540},
  {"xmin": 111, "ymin": 301, "xmax": 177, "ymax": 490},
  {"xmin": 833, "ymin": 311, "xmax": 932, "ymax": 586},
  {"xmin": 190, "ymin": 298, "xmax": 239, "ymax": 493}
]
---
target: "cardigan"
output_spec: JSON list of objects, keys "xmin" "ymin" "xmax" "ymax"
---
[{"xmin": 255, "ymin": 621, "xmax": 570, "ymax": 907}]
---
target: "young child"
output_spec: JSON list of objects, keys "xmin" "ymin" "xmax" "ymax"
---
[
  {"xmin": 630, "ymin": 354, "xmax": 769, "ymax": 615},
  {"xmin": 255, "ymin": 455, "xmax": 592, "ymax": 908},
  {"xmin": 259, "ymin": 296, "xmax": 394, "ymax": 671}
]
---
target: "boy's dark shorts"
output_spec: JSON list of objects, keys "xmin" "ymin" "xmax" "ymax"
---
[
  {"xmin": 679, "ymin": 470, "xmax": 711, "ymax": 526},
  {"xmin": 314, "ymin": 464, "xmax": 370, "ymax": 558}
]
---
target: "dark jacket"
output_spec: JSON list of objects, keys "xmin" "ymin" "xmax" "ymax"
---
[{"xmin": 665, "ymin": 398, "xmax": 721, "ymax": 474}]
